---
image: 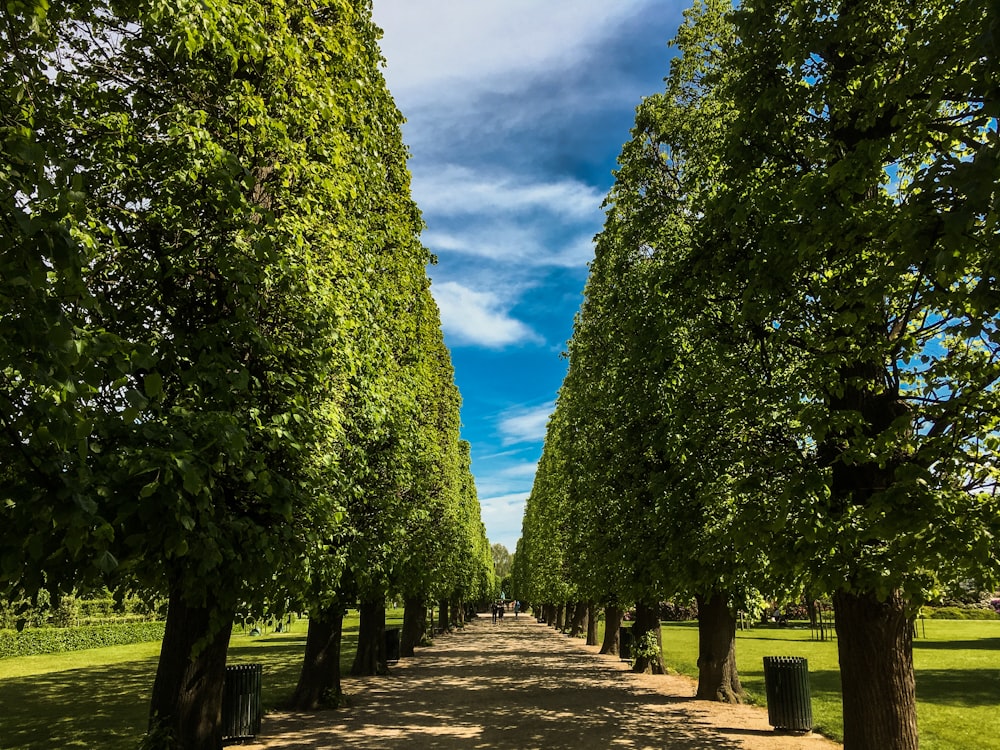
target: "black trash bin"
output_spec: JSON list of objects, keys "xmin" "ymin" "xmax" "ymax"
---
[
  {"xmin": 619, "ymin": 627, "xmax": 633, "ymax": 662},
  {"xmin": 385, "ymin": 627, "xmax": 401, "ymax": 665},
  {"xmin": 762, "ymin": 656, "xmax": 812, "ymax": 732},
  {"xmin": 222, "ymin": 663, "xmax": 262, "ymax": 743}
]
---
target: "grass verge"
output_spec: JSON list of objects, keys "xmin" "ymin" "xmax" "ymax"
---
[{"xmin": 0, "ymin": 609, "xmax": 405, "ymax": 750}]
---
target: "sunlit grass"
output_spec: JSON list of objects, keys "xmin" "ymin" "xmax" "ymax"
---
[
  {"xmin": 651, "ymin": 619, "xmax": 1000, "ymax": 750},
  {"xmin": 0, "ymin": 609, "xmax": 406, "ymax": 750}
]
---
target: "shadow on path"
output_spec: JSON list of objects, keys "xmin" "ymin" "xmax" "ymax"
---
[{"xmin": 244, "ymin": 617, "xmax": 840, "ymax": 750}]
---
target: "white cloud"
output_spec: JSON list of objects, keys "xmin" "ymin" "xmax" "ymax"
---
[
  {"xmin": 373, "ymin": 1, "xmax": 648, "ymax": 98},
  {"xmin": 413, "ymin": 166, "xmax": 602, "ymax": 220},
  {"xmin": 423, "ymin": 226, "xmax": 595, "ymax": 269},
  {"xmin": 498, "ymin": 402, "xmax": 555, "ymax": 445},
  {"xmin": 498, "ymin": 461, "xmax": 540, "ymax": 479},
  {"xmin": 478, "ymin": 492, "xmax": 530, "ymax": 550},
  {"xmin": 431, "ymin": 280, "xmax": 542, "ymax": 348}
]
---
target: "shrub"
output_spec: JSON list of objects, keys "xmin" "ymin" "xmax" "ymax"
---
[
  {"xmin": 659, "ymin": 601, "xmax": 698, "ymax": 621},
  {"xmin": 923, "ymin": 606, "xmax": 1000, "ymax": 621},
  {"xmin": 0, "ymin": 621, "xmax": 166, "ymax": 659}
]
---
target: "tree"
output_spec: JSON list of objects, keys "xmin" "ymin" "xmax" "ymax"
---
[
  {"xmin": 694, "ymin": 0, "xmax": 1000, "ymax": 745},
  {"xmin": 1, "ymin": 2, "xmax": 399, "ymax": 745},
  {"xmin": 491, "ymin": 543, "xmax": 513, "ymax": 583}
]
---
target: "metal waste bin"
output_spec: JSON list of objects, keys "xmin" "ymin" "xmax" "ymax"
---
[
  {"xmin": 763, "ymin": 656, "xmax": 812, "ymax": 732},
  {"xmin": 619, "ymin": 627, "xmax": 633, "ymax": 661},
  {"xmin": 222, "ymin": 663, "xmax": 262, "ymax": 742},
  {"xmin": 385, "ymin": 627, "xmax": 401, "ymax": 665}
]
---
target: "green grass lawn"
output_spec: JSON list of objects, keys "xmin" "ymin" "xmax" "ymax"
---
[
  {"xmin": 2, "ymin": 614, "xmax": 996, "ymax": 749},
  {"xmin": 0, "ymin": 609, "xmax": 404, "ymax": 750},
  {"xmin": 651, "ymin": 619, "xmax": 1000, "ymax": 750}
]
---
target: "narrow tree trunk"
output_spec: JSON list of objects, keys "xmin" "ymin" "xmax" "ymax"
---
[
  {"xmin": 437, "ymin": 599, "xmax": 449, "ymax": 633},
  {"xmin": 569, "ymin": 600, "xmax": 587, "ymax": 637},
  {"xmin": 401, "ymin": 596, "xmax": 425, "ymax": 657},
  {"xmin": 631, "ymin": 600, "xmax": 665, "ymax": 674},
  {"xmin": 553, "ymin": 603, "xmax": 564, "ymax": 630},
  {"xmin": 290, "ymin": 602, "xmax": 344, "ymax": 709},
  {"xmin": 147, "ymin": 587, "xmax": 234, "ymax": 749},
  {"xmin": 695, "ymin": 590, "xmax": 744, "ymax": 703},
  {"xmin": 586, "ymin": 602, "xmax": 599, "ymax": 646},
  {"xmin": 350, "ymin": 598, "xmax": 387, "ymax": 676},
  {"xmin": 600, "ymin": 603, "xmax": 623, "ymax": 655},
  {"xmin": 543, "ymin": 603, "xmax": 555, "ymax": 625},
  {"xmin": 451, "ymin": 597, "xmax": 463, "ymax": 627},
  {"xmin": 834, "ymin": 589, "xmax": 917, "ymax": 750}
]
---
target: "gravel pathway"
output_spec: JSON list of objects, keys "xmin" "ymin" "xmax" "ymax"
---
[{"xmin": 242, "ymin": 615, "xmax": 841, "ymax": 749}]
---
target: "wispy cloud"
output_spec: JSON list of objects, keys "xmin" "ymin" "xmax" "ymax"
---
[
  {"xmin": 374, "ymin": 1, "xmax": 650, "ymax": 99},
  {"xmin": 414, "ymin": 166, "xmax": 603, "ymax": 220},
  {"xmin": 498, "ymin": 402, "xmax": 555, "ymax": 446},
  {"xmin": 431, "ymin": 281, "xmax": 543, "ymax": 349}
]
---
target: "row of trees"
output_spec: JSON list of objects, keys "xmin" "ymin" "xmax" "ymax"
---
[
  {"xmin": 515, "ymin": 1, "xmax": 997, "ymax": 748},
  {"xmin": 1, "ymin": 2, "xmax": 493, "ymax": 748}
]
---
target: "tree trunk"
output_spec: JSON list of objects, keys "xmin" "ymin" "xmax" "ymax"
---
[
  {"xmin": 834, "ymin": 589, "xmax": 917, "ymax": 750},
  {"xmin": 553, "ymin": 603, "xmax": 564, "ymax": 630},
  {"xmin": 695, "ymin": 590, "xmax": 744, "ymax": 703},
  {"xmin": 586, "ymin": 602, "xmax": 599, "ymax": 646},
  {"xmin": 350, "ymin": 598, "xmax": 387, "ymax": 676},
  {"xmin": 451, "ymin": 597, "xmax": 463, "ymax": 627},
  {"xmin": 147, "ymin": 587, "xmax": 233, "ymax": 750},
  {"xmin": 569, "ymin": 600, "xmax": 587, "ymax": 637},
  {"xmin": 290, "ymin": 602, "xmax": 344, "ymax": 709},
  {"xmin": 437, "ymin": 599, "xmax": 449, "ymax": 633},
  {"xmin": 401, "ymin": 596, "xmax": 426, "ymax": 657},
  {"xmin": 631, "ymin": 600, "xmax": 665, "ymax": 674},
  {"xmin": 600, "ymin": 603, "xmax": 622, "ymax": 655},
  {"xmin": 543, "ymin": 603, "xmax": 555, "ymax": 625}
]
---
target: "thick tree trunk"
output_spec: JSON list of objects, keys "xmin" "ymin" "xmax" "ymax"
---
[
  {"xmin": 695, "ymin": 591, "xmax": 744, "ymax": 703},
  {"xmin": 437, "ymin": 599, "xmax": 449, "ymax": 632},
  {"xmin": 290, "ymin": 602, "xmax": 344, "ymax": 709},
  {"xmin": 451, "ymin": 597, "xmax": 463, "ymax": 627},
  {"xmin": 600, "ymin": 604, "xmax": 623, "ymax": 655},
  {"xmin": 553, "ymin": 603, "xmax": 564, "ymax": 630},
  {"xmin": 350, "ymin": 598, "xmax": 387, "ymax": 676},
  {"xmin": 586, "ymin": 602, "xmax": 599, "ymax": 646},
  {"xmin": 543, "ymin": 603, "xmax": 555, "ymax": 625},
  {"xmin": 569, "ymin": 600, "xmax": 587, "ymax": 637},
  {"xmin": 631, "ymin": 601, "xmax": 665, "ymax": 674},
  {"xmin": 401, "ymin": 596, "xmax": 426, "ymax": 657},
  {"xmin": 147, "ymin": 588, "xmax": 233, "ymax": 750},
  {"xmin": 834, "ymin": 589, "xmax": 917, "ymax": 750}
]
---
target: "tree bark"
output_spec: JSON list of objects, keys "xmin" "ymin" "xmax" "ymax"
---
[
  {"xmin": 569, "ymin": 600, "xmax": 588, "ymax": 637},
  {"xmin": 350, "ymin": 598, "xmax": 387, "ymax": 676},
  {"xmin": 631, "ymin": 600, "xmax": 665, "ymax": 674},
  {"xmin": 553, "ymin": 603, "xmax": 564, "ymax": 630},
  {"xmin": 400, "ymin": 596, "xmax": 426, "ymax": 657},
  {"xmin": 147, "ymin": 587, "xmax": 233, "ymax": 750},
  {"xmin": 586, "ymin": 602, "xmax": 599, "ymax": 646},
  {"xmin": 834, "ymin": 589, "xmax": 917, "ymax": 750},
  {"xmin": 600, "ymin": 603, "xmax": 623, "ymax": 655},
  {"xmin": 451, "ymin": 597, "xmax": 463, "ymax": 627},
  {"xmin": 290, "ymin": 602, "xmax": 344, "ymax": 709},
  {"xmin": 695, "ymin": 590, "xmax": 744, "ymax": 703},
  {"xmin": 543, "ymin": 603, "xmax": 555, "ymax": 625},
  {"xmin": 437, "ymin": 599, "xmax": 449, "ymax": 633}
]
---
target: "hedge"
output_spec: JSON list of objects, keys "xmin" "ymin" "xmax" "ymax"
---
[
  {"xmin": 922, "ymin": 606, "xmax": 1000, "ymax": 621},
  {"xmin": 0, "ymin": 621, "xmax": 166, "ymax": 659}
]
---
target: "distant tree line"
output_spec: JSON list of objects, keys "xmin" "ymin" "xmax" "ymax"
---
[
  {"xmin": 513, "ymin": 1, "xmax": 998, "ymax": 749},
  {"xmin": 0, "ymin": 1, "xmax": 493, "ymax": 748}
]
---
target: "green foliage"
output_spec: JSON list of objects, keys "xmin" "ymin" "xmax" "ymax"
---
[
  {"xmin": 922, "ymin": 607, "xmax": 1000, "ymax": 621},
  {"xmin": 0, "ymin": 622, "xmax": 166, "ymax": 659}
]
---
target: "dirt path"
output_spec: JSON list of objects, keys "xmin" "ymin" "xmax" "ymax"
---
[{"xmin": 243, "ymin": 616, "xmax": 841, "ymax": 749}]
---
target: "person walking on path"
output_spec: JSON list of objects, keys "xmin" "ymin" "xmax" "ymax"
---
[{"xmin": 242, "ymin": 614, "xmax": 840, "ymax": 750}]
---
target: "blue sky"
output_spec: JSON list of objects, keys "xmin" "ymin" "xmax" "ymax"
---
[{"xmin": 371, "ymin": 1, "xmax": 689, "ymax": 552}]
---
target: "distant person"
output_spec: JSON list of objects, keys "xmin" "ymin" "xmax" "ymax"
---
[
  {"xmin": 514, "ymin": 600, "xmax": 520, "ymax": 618},
  {"xmin": 491, "ymin": 603, "xmax": 498, "ymax": 624}
]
